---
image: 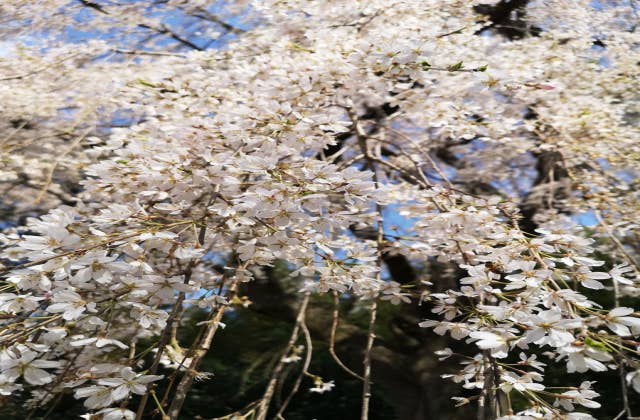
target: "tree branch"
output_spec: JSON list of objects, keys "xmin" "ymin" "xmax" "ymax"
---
[
  {"xmin": 256, "ymin": 292, "xmax": 311, "ymax": 420},
  {"xmin": 138, "ymin": 23, "xmax": 204, "ymax": 51}
]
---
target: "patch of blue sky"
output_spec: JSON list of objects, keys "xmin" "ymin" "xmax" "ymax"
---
[
  {"xmin": 0, "ymin": 220, "xmax": 16, "ymax": 230},
  {"xmin": 202, "ymin": 249, "xmax": 226, "ymax": 266},
  {"xmin": 212, "ymin": 7, "xmax": 255, "ymax": 32},
  {"xmin": 185, "ymin": 288, "xmax": 211, "ymax": 306},
  {"xmin": 589, "ymin": 0, "xmax": 605, "ymax": 10},
  {"xmin": 382, "ymin": 203, "xmax": 417, "ymax": 237},
  {"xmin": 613, "ymin": 169, "xmax": 639, "ymax": 184},
  {"xmin": 56, "ymin": 105, "xmax": 80, "ymax": 122},
  {"xmin": 17, "ymin": 0, "xmax": 253, "ymax": 54},
  {"xmin": 574, "ymin": 210, "xmax": 598, "ymax": 227}
]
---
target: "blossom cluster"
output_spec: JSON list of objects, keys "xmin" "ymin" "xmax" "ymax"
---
[{"xmin": 0, "ymin": 0, "xmax": 639, "ymax": 419}]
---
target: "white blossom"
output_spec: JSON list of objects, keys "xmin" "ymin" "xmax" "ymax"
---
[
  {"xmin": 309, "ymin": 380, "xmax": 335, "ymax": 394},
  {"xmin": 47, "ymin": 290, "xmax": 96, "ymax": 320},
  {"xmin": 0, "ymin": 346, "xmax": 61, "ymax": 385},
  {"xmin": 97, "ymin": 367, "xmax": 163, "ymax": 402},
  {"xmin": 605, "ymin": 307, "xmax": 640, "ymax": 336},
  {"xmin": 468, "ymin": 331, "xmax": 512, "ymax": 359}
]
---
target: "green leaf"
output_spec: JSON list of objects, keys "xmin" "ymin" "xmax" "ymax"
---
[
  {"xmin": 447, "ymin": 61, "xmax": 463, "ymax": 71},
  {"xmin": 419, "ymin": 60, "xmax": 431, "ymax": 69},
  {"xmin": 288, "ymin": 43, "xmax": 315, "ymax": 53},
  {"xmin": 138, "ymin": 79, "xmax": 156, "ymax": 88},
  {"xmin": 584, "ymin": 337, "xmax": 610, "ymax": 352},
  {"xmin": 474, "ymin": 65, "xmax": 488, "ymax": 72}
]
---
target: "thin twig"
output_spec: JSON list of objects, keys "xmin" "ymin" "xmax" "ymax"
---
[
  {"xmin": 436, "ymin": 26, "xmax": 467, "ymax": 38},
  {"xmin": 256, "ymin": 293, "xmax": 311, "ymax": 420},
  {"xmin": 275, "ymin": 304, "xmax": 313, "ymax": 418},
  {"xmin": 78, "ymin": 0, "xmax": 109, "ymax": 14},
  {"xmin": 595, "ymin": 210, "xmax": 640, "ymax": 270},
  {"xmin": 191, "ymin": 8, "xmax": 246, "ymax": 34},
  {"xmin": 111, "ymin": 48, "xmax": 187, "ymax": 58},
  {"xmin": 613, "ymin": 409, "xmax": 627, "ymax": 420},
  {"xmin": 0, "ymin": 53, "xmax": 80, "ymax": 81},
  {"xmin": 26, "ymin": 349, "xmax": 83, "ymax": 420},
  {"xmin": 136, "ymin": 195, "xmax": 216, "ymax": 420},
  {"xmin": 329, "ymin": 291, "xmax": 365, "ymax": 381},
  {"xmin": 0, "ymin": 119, "xmax": 31, "ymax": 146},
  {"xmin": 346, "ymin": 104, "xmax": 381, "ymax": 420},
  {"xmin": 134, "ymin": 270, "xmax": 192, "ymax": 420},
  {"xmin": 34, "ymin": 127, "xmax": 93, "ymax": 204},
  {"xmin": 138, "ymin": 23, "xmax": 204, "ymax": 51},
  {"xmin": 595, "ymin": 211, "xmax": 635, "ymax": 419},
  {"xmin": 361, "ymin": 300, "xmax": 377, "ymax": 420}
]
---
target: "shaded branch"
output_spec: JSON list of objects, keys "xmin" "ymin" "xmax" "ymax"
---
[
  {"xmin": 138, "ymin": 23, "xmax": 204, "ymax": 51},
  {"xmin": 191, "ymin": 8, "xmax": 246, "ymax": 34},
  {"xmin": 256, "ymin": 293, "xmax": 311, "ymax": 420}
]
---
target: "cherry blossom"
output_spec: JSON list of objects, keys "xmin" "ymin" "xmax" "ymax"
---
[
  {"xmin": 0, "ymin": 0, "xmax": 638, "ymax": 419},
  {"xmin": 605, "ymin": 307, "xmax": 640, "ymax": 337},
  {"xmin": 0, "ymin": 346, "xmax": 62, "ymax": 386},
  {"xmin": 96, "ymin": 367, "xmax": 163, "ymax": 402}
]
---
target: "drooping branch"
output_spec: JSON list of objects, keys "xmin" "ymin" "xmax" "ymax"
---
[
  {"xmin": 275, "ymin": 301, "xmax": 314, "ymax": 419},
  {"xmin": 166, "ymin": 279, "xmax": 239, "ymax": 419},
  {"xmin": 329, "ymin": 291, "xmax": 365, "ymax": 381},
  {"xmin": 256, "ymin": 292, "xmax": 311, "ymax": 420}
]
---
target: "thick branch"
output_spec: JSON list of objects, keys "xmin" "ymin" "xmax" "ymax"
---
[{"xmin": 166, "ymin": 280, "xmax": 239, "ymax": 419}]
